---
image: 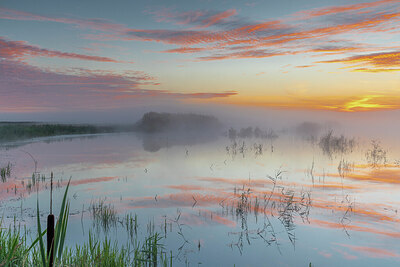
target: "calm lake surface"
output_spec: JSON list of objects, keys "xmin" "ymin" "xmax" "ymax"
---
[{"xmin": 1, "ymin": 132, "xmax": 400, "ymax": 266}]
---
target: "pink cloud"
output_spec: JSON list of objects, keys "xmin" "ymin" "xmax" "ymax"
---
[
  {"xmin": 0, "ymin": 59, "xmax": 236, "ymax": 111},
  {"xmin": 0, "ymin": 37, "xmax": 129, "ymax": 63},
  {"xmin": 193, "ymin": 9, "xmax": 237, "ymax": 29},
  {"xmin": 150, "ymin": 8, "xmax": 237, "ymax": 29},
  {"xmin": 161, "ymin": 47, "xmax": 208, "ymax": 53},
  {"xmin": 0, "ymin": 8, "xmax": 126, "ymax": 32}
]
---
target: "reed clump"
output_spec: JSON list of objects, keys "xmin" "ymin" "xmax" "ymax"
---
[
  {"xmin": 89, "ymin": 199, "xmax": 118, "ymax": 232},
  {"xmin": 366, "ymin": 140, "xmax": 387, "ymax": 167},
  {"xmin": 1, "ymin": 162, "xmax": 11, "ymax": 182},
  {"xmin": 319, "ymin": 130, "xmax": 356, "ymax": 157}
]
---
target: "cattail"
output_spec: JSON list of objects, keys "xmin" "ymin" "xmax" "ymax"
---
[{"xmin": 47, "ymin": 172, "xmax": 54, "ymax": 267}]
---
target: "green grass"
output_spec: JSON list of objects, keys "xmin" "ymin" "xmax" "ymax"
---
[
  {"xmin": 0, "ymin": 225, "xmax": 172, "ymax": 266},
  {"xmin": 61, "ymin": 232, "xmax": 170, "ymax": 267},
  {"xmin": 0, "ymin": 180, "xmax": 173, "ymax": 267},
  {"xmin": 0, "ymin": 222, "xmax": 29, "ymax": 266}
]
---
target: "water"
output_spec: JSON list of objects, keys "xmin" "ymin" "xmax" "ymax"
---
[{"xmin": 1, "ymin": 132, "xmax": 400, "ymax": 266}]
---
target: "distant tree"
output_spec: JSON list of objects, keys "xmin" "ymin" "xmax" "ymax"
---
[
  {"xmin": 228, "ymin": 128, "xmax": 237, "ymax": 140},
  {"xmin": 263, "ymin": 129, "xmax": 278, "ymax": 140},
  {"xmin": 134, "ymin": 112, "xmax": 221, "ymax": 133},
  {"xmin": 239, "ymin": 127, "xmax": 253, "ymax": 138},
  {"xmin": 295, "ymin": 122, "xmax": 322, "ymax": 139},
  {"xmin": 254, "ymin": 127, "xmax": 262, "ymax": 138}
]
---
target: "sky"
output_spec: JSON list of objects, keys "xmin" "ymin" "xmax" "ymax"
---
[{"xmin": 0, "ymin": 0, "xmax": 400, "ymax": 121}]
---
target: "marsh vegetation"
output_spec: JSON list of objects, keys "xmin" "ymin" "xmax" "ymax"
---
[
  {"xmin": 0, "ymin": 115, "xmax": 399, "ymax": 266},
  {"xmin": 318, "ymin": 130, "xmax": 356, "ymax": 158}
]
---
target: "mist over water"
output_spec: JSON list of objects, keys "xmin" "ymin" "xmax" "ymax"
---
[
  {"xmin": 1, "ymin": 108, "xmax": 400, "ymax": 266},
  {"xmin": 2, "ymin": 104, "xmax": 400, "ymax": 136}
]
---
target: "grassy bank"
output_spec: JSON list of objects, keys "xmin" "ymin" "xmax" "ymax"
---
[{"xmin": 0, "ymin": 123, "xmax": 119, "ymax": 142}]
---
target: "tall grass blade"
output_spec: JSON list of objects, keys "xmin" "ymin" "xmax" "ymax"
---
[
  {"xmin": 53, "ymin": 178, "xmax": 71, "ymax": 263},
  {"xmin": 36, "ymin": 199, "xmax": 47, "ymax": 267}
]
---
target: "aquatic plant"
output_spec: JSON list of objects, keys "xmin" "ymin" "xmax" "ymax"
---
[
  {"xmin": 89, "ymin": 198, "xmax": 118, "ymax": 233},
  {"xmin": 338, "ymin": 159, "xmax": 354, "ymax": 180},
  {"xmin": 319, "ymin": 130, "xmax": 356, "ymax": 158},
  {"xmin": 0, "ymin": 162, "xmax": 11, "ymax": 182},
  {"xmin": 366, "ymin": 140, "xmax": 387, "ymax": 167}
]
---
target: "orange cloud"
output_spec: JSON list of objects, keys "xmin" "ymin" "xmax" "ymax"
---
[
  {"xmin": 318, "ymin": 51, "xmax": 400, "ymax": 71},
  {"xmin": 295, "ymin": 65, "xmax": 315, "ymax": 68},
  {"xmin": 352, "ymin": 68, "xmax": 400, "ymax": 72},
  {"xmin": 295, "ymin": 0, "xmax": 398, "ymax": 19},
  {"xmin": 161, "ymin": 47, "xmax": 208, "ymax": 53},
  {"xmin": 254, "ymin": 11, "xmax": 400, "ymax": 47}
]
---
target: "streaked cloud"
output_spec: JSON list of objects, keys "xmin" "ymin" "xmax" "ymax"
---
[
  {"xmin": 352, "ymin": 68, "xmax": 400, "ymax": 72},
  {"xmin": 150, "ymin": 8, "xmax": 238, "ymax": 29},
  {"xmin": 2, "ymin": 0, "xmax": 399, "ymax": 64},
  {"xmin": 0, "ymin": 36, "xmax": 129, "ymax": 63},
  {"xmin": 318, "ymin": 51, "xmax": 400, "ymax": 72},
  {"xmin": 294, "ymin": 0, "xmax": 398, "ymax": 19},
  {"xmin": 0, "ymin": 59, "xmax": 236, "ymax": 112},
  {"xmin": 0, "ymin": 7, "xmax": 125, "ymax": 32}
]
